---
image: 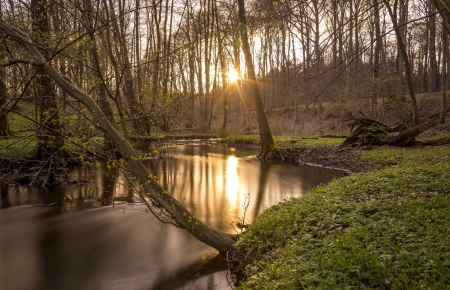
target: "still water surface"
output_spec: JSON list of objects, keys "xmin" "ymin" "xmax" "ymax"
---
[{"xmin": 0, "ymin": 142, "xmax": 343, "ymax": 290}]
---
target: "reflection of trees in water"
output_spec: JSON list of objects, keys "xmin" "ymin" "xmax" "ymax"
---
[
  {"xmin": 38, "ymin": 214, "xmax": 62, "ymax": 290},
  {"xmin": 152, "ymin": 253, "xmax": 227, "ymax": 290},
  {"xmin": 1, "ymin": 187, "xmax": 10, "ymax": 208},
  {"xmin": 252, "ymin": 159, "xmax": 272, "ymax": 220}
]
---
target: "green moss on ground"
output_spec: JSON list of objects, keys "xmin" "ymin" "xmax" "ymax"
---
[{"xmin": 236, "ymin": 146, "xmax": 450, "ymax": 289}]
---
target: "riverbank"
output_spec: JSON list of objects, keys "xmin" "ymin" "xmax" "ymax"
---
[{"xmin": 232, "ymin": 136, "xmax": 450, "ymax": 289}]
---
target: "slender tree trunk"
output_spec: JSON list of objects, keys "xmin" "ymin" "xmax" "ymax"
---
[
  {"xmin": 373, "ymin": 0, "xmax": 383, "ymax": 116},
  {"xmin": 313, "ymin": 0, "xmax": 322, "ymax": 119},
  {"xmin": 186, "ymin": 0, "xmax": 196, "ymax": 128},
  {"xmin": 385, "ymin": 0, "xmax": 419, "ymax": 125},
  {"xmin": 135, "ymin": 0, "xmax": 142, "ymax": 103},
  {"xmin": 82, "ymin": 0, "xmax": 115, "ymax": 148},
  {"xmin": 106, "ymin": 0, "xmax": 146, "ymax": 135},
  {"xmin": 441, "ymin": 27, "xmax": 448, "ymax": 124},
  {"xmin": 429, "ymin": 4, "xmax": 439, "ymax": 92},
  {"xmin": 214, "ymin": 0, "xmax": 228, "ymax": 131},
  {"xmin": 31, "ymin": 0, "xmax": 64, "ymax": 162},
  {"xmin": 237, "ymin": 0, "xmax": 274, "ymax": 155},
  {"xmin": 0, "ymin": 36, "xmax": 9, "ymax": 135}
]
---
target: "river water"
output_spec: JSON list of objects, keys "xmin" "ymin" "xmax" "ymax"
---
[{"xmin": 0, "ymin": 141, "xmax": 343, "ymax": 290}]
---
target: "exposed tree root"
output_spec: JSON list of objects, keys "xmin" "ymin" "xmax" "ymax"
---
[
  {"xmin": 258, "ymin": 148, "xmax": 298, "ymax": 161},
  {"xmin": 1, "ymin": 162, "xmax": 70, "ymax": 187},
  {"xmin": 341, "ymin": 112, "xmax": 436, "ymax": 147},
  {"xmin": 225, "ymin": 248, "xmax": 254, "ymax": 287}
]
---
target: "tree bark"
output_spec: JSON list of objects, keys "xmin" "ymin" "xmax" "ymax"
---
[{"xmin": 237, "ymin": 0, "xmax": 275, "ymax": 154}]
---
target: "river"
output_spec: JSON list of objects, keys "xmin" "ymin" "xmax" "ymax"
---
[{"xmin": 0, "ymin": 141, "xmax": 343, "ymax": 290}]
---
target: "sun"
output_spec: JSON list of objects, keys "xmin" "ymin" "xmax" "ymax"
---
[{"xmin": 228, "ymin": 69, "xmax": 239, "ymax": 83}]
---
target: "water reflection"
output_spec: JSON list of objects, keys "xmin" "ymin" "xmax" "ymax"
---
[
  {"xmin": 225, "ymin": 156, "xmax": 240, "ymax": 213},
  {"xmin": 0, "ymin": 143, "xmax": 344, "ymax": 289}
]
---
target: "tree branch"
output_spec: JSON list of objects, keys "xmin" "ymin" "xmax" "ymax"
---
[{"xmin": 0, "ymin": 59, "xmax": 40, "ymax": 67}]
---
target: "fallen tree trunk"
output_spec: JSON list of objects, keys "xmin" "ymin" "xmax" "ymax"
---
[
  {"xmin": 420, "ymin": 136, "xmax": 450, "ymax": 146},
  {"xmin": 341, "ymin": 113, "xmax": 436, "ymax": 147},
  {"xmin": 0, "ymin": 21, "xmax": 237, "ymax": 253},
  {"xmin": 383, "ymin": 122, "xmax": 434, "ymax": 146}
]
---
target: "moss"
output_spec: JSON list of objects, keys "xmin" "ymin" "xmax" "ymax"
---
[{"xmin": 237, "ymin": 145, "xmax": 450, "ymax": 289}]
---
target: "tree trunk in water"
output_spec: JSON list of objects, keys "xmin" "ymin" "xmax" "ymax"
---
[
  {"xmin": 0, "ymin": 21, "xmax": 237, "ymax": 254},
  {"xmin": 237, "ymin": 0, "xmax": 274, "ymax": 154}
]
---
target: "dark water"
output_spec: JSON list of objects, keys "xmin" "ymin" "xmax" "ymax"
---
[{"xmin": 0, "ymin": 142, "xmax": 344, "ymax": 290}]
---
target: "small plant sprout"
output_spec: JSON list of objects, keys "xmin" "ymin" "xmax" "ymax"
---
[{"xmin": 236, "ymin": 191, "xmax": 251, "ymax": 232}]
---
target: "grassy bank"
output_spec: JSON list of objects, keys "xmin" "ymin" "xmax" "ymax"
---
[
  {"xmin": 226, "ymin": 134, "xmax": 346, "ymax": 147},
  {"xmin": 236, "ymin": 144, "xmax": 450, "ymax": 289}
]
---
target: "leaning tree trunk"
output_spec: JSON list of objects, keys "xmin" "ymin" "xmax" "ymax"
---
[
  {"xmin": 0, "ymin": 20, "xmax": 236, "ymax": 254},
  {"xmin": 237, "ymin": 0, "xmax": 274, "ymax": 155}
]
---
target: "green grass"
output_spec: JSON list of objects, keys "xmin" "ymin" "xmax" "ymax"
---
[
  {"xmin": 227, "ymin": 135, "xmax": 346, "ymax": 147},
  {"xmin": 236, "ymin": 146, "xmax": 450, "ymax": 289},
  {"xmin": 0, "ymin": 134, "xmax": 107, "ymax": 162},
  {"xmin": 0, "ymin": 133, "xmax": 36, "ymax": 161},
  {"xmin": 3, "ymin": 102, "xmax": 36, "ymax": 133}
]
